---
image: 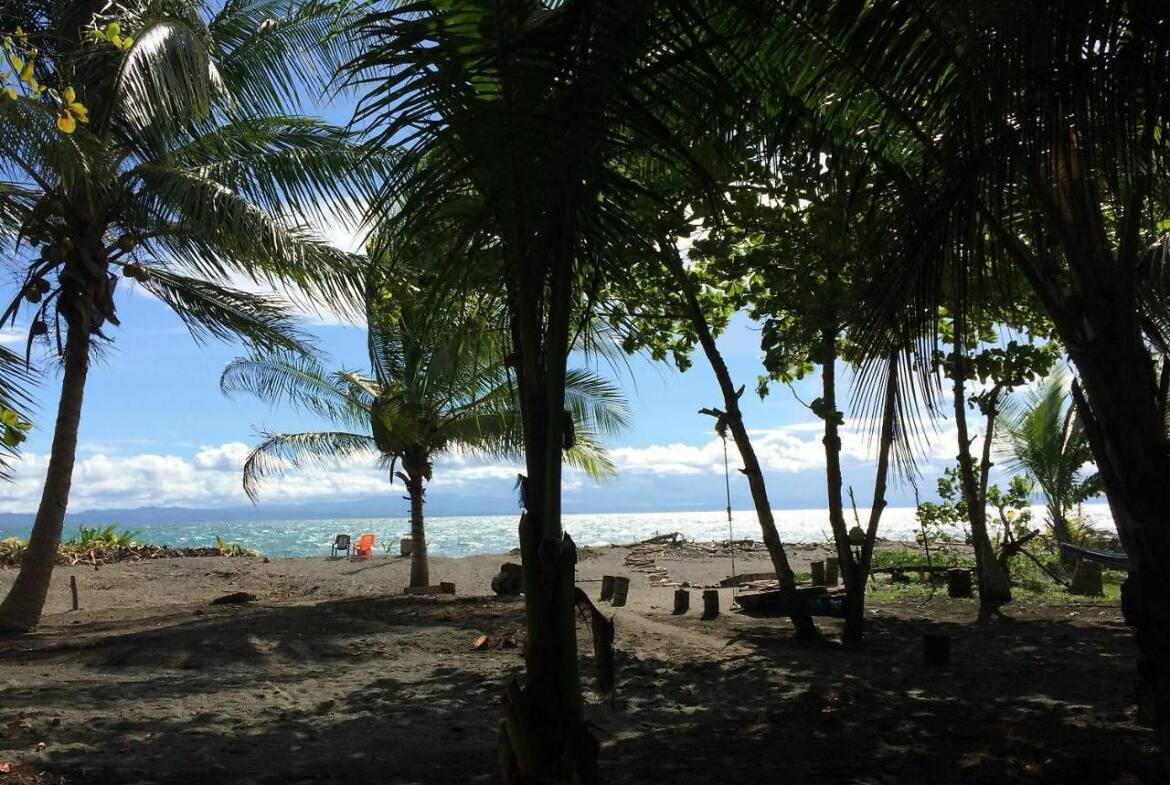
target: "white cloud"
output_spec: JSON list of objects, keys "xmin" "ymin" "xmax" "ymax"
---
[
  {"xmin": 0, "ymin": 326, "xmax": 25, "ymax": 346},
  {"xmin": 610, "ymin": 420, "xmax": 960, "ymax": 477},
  {"xmin": 0, "ymin": 419, "xmax": 967, "ymax": 513},
  {"xmin": 0, "ymin": 440, "xmax": 526, "ymax": 513}
]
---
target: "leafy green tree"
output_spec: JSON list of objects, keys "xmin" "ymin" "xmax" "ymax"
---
[
  {"xmin": 222, "ymin": 287, "xmax": 628, "ymax": 588},
  {"xmin": 684, "ymin": 141, "xmax": 909, "ymax": 644},
  {"xmin": 763, "ymin": 1, "xmax": 1170, "ymax": 749},
  {"xmin": 0, "ymin": 0, "xmax": 377, "ymax": 633},
  {"xmin": 1001, "ymin": 369, "xmax": 1101, "ymax": 548},
  {"xmin": 937, "ymin": 315, "xmax": 1058, "ymax": 616}
]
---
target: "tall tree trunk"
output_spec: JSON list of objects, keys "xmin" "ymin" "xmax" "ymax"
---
[
  {"xmin": 500, "ymin": 255, "xmax": 596, "ymax": 783},
  {"xmin": 0, "ymin": 320, "xmax": 90, "ymax": 634},
  {"xmin": 665, "ymin": 246, "xmax": 817, "ymax": 639},
  {"xmin": 1067, "ymin": 319, "xmax": 1170, "ymax": 757},
  {"xmin": 405, "ymin": 463, "xmax": 428, "ymax": 588},
  {"xmin": 840, "ymin": 352, "xmax": 899, "ymax": 645},
  {"xmin": 949, "ymin": 344, "xmax": 1012, "ymax": 616},
  {"xmin": 819, "ymin": 328, "xmax": 859, "ymax": 632}
]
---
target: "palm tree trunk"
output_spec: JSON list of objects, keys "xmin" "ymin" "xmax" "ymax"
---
[
  {"xmin": 950, "ymin": 359, "xmax": 1012, "ymax": 617},
  {"xmin": 0, "ymin": 320, "xmax": 90, "ymax": 634},
  {"xmin": 500, "ymin": 255, "xmax": 596, "ymax": 783},
  {"xmin": 1068, "ymin": 328, "xmax": 1170, "ymax": 757},
  {"xmin": 665, "ymin": 245, "xmax": 817, "ymax": 638},
  {"xmin": 406, "ymin": 469, "xmax": 428, "ymax": 588}
]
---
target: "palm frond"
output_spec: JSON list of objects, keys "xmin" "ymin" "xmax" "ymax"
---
[
  {"xmin": 999, "ymin": 368, "xmax": 1097, "ymax": 517},
  {"xmin": 242, "ymin": 430, "xmax": 377, "ymax": 501},
  {"xmin": 565, "ymin": 423, "xmax": 617, "ymax": 483},
  {"xmin": 564, "ymin": 368, "xmax": 630, "ymax": 438},
  {"xmin": 104, "ymin": 7, "xmax": 220, "ymax": 152},
  {"xmin": 210, "ymin": 0, "xmax": 362, "ymax": 116},
  {"xmin": 130, "ymin": 162, "xmax": 366, "ymax": 316},
  {"xmin": 161, "ymin": 116, "xmax": 387, "ymax": 226},
  {"xmin": 0, "ymin": 345, "xmax": 36, "ymax": 482},
  {"xmin": 139, "ymin": 268, "xmax": 306, "ymax": 352},
  {"xmin": 221, "ymin": 351, "xmax": 370, "ymax": 430}
]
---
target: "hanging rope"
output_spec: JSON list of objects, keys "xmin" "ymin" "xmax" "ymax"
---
[
  {"xmin": 721, "ymin": 430, "xmax": 738, "ymax": 596},
  {"xmin": 700, "ymin": 405, "xmax": 740, "ymax": 600}
]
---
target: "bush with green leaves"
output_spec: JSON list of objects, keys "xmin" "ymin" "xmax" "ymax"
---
[{"xmin": 214, "ymin": 536, "xmax": 259, "ymax": 558}]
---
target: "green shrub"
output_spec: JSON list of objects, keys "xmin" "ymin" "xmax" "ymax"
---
[
  {"xmin": 64, "ymin": 524, "xmax": 139, "ymax": 550},
  {"xmin": 215, "ymin": 535, "xmax": 259, "ymax": 558}
]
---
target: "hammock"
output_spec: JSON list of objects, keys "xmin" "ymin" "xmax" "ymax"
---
[{"xmin": 1058, "ymin": 542, "xmax": 1133, "ymax": 570}]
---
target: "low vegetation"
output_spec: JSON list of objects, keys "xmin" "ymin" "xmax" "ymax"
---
[{"xmin": 0, "ymin": 527, "xmax": 258, "ymax": 567}]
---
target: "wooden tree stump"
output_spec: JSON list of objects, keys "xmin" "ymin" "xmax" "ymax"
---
[
  {"xmin": 70, "ymin": 575, "xmax": 79, "ymax": 611},
  {"xmin": 399, "ymin": 537, "xmax": 413, "ymax": 556},
  {"xmin": 810, "ymin": 560, "xmax": 826, "ymax": 586},
  {"xmin": 1070, "ymin": 560, "xmax": 1104, "ymax": 596},
  {"xmin": 946, "ymin": 568, "xmax": 973, "ymax": 598},
  {"xmin": 673, "ymin": 589, "xmax": 690, "ymax": 615},
  {"xmin": 440, "ymin": 581, "xmax": 456, "ymax": 594},
  {"xmin": 824, "ymin": 557, "xmax": 840, "ymax": 587},
  {"xmin": 600, "ymin": 575, "xmax": 616, "ymax": 602},
  {"xmin": 611, "ymin": 577, "xmax": 630, "ymax": 607},
  {"xmin": 702, "ymin": 589, "xmax": 719, "ymax": 618},
  {"xmin": 923, "ymin": 633, "xmax": 951, "ymax": 665}
]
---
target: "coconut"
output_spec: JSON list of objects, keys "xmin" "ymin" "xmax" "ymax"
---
[{"xmin": 22, "ymin": 284, "xmax": 41, "ymax": 303}]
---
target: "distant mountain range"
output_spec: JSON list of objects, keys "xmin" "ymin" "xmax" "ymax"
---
[{"xmin": 0, "ymin": 487, "xmax": 772, "ymax": 528}]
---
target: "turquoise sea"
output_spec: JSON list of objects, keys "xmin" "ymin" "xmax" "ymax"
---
[{"xmin": 1, "ymin": 504, "xmax": 1116, "ymax": 559}]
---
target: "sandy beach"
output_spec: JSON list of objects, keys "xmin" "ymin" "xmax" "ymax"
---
[{"xmin": 0, "ymin": 542, "xmax": 1159, "ymax": 784}]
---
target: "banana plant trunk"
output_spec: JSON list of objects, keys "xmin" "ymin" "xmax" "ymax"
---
[
  {"xmin": 665, "ymin": 245, "xmax": 817, "ymax": 638},
  {"xmin": 0, "ymin": 319, "xmax": 90, "ymax": 633},
  {"xmin": 405, "ymin": 462, "xmax": 429, "ymax": 588}
]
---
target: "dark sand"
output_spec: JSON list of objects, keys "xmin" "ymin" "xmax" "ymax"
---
[{"xmin": 0, "ymin": 542, "xmax": 1159, "ymax": 784}]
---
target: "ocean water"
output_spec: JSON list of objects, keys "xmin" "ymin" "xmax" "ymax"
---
[{"xmin": 1, "ymin": 504, "xmax": 1116, "ymax": 559}]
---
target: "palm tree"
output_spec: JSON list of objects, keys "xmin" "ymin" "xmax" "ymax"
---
[
  {"xmin": 0, "ymin": 0, "xmax": 378, "ymax": 633},
  {"xmin": 1001, "ymin": 369, "xmax": 1100, "ymax": 548},
  {"xmin": 221, "ymin": 292, "xmax": 628, "ymax": 588},
  {"xmin": 343, "ymin": 3, "xmax": 760, "ymax": 778}
]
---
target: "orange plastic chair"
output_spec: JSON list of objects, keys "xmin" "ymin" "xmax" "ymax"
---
[{"xmin": 353, "ymin": 532, "xmax": 376, "ymax": 560}]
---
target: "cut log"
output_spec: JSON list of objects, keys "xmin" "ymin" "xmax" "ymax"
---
[
  {"xmin": 946, "ymin": 568, "xmax": 973, "ymax": 598},
  {"xmin": 440, "ymin": 582, "xmax": 456, "ymax": 595},
  {"xmin": 702, "ymin": 589, "xmax": 720, "ymax": 619},
  {"xmin": 923, "ymin": 633, "xmax": 951, "ymax": 665},
  {"xmin": 399, "ymin": 537, "xmax": 413, "ymax": 556},
  {"xmin": 473, "ymin": 634, "xmax": 490, "ymax": 650},
  {"xmin": 210, "ymin": 591, "xmax": 256, "ymax": 605},
  {"xmin": 611, "ymin": 577, "xmax": 630, "ymax": 607},
  {"xmin": 70, "ymin": 575, "xmax": 79, "ymax": 611},
  {"xmin": 1069, "ymin": 560, "xmax": 1104, "ymax": 596},
  {"xmin": 673, "ymin": 589, "xmax": 690, "ymax": 615},
  {"xmin": 718, "ymin": 571, "xmax": 777, "ymax": 587},
  {"xmin": 824, "ymin": 557, "xmax": 840, "ymax": 587},
  {"xmin": 600, "ymin": 575, "xmax": 616, "ymax": 602},
  {"xmin": 810, "ymin": 560, "xmax": 826, "ymax": 587}
]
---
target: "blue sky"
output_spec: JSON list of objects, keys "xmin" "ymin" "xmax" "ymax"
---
[
  {"xmin": 0, "ymin": 277, "xmax": 964, "ymax": 519},
  {"xmin": 0, "ymin": 70, "xmax": 966, "ymax": 522}
]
